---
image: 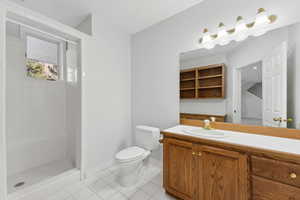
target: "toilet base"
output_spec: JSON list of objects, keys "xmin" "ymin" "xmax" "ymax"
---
[{"xmin": 118, "ymin": 160, "xmax": 143, "ymax": 187}]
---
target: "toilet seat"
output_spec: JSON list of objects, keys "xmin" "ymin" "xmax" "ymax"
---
[{"xmin": 116, "ymin": 146, "xmax": 147, "ymax": 163}]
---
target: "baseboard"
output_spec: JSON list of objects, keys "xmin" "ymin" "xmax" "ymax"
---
[{"xmin": 8, "ymin": 169, "xmax": 81, "ymax": 200}]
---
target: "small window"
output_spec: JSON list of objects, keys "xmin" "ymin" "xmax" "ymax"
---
[{"xmin": 26, "ymin": 35, "xmax": 61, "ymax": 81}]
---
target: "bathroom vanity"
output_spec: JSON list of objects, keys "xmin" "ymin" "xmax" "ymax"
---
[
  {"xmin": 173, "ymin": 17, "xmax": 300, "ymax": 200},
  {"xmin": 161, "ymin": 124, "xmax": 300, "ymax": 200}
]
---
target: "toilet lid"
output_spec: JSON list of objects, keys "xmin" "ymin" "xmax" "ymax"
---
[{"xmin": 116, "ymin": 146, "xmax": 146, "ymax": 162}]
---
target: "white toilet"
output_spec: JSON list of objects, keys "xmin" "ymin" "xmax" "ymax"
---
[{"xmin": 115, "ymin": 125, "xmax": 160, "ymax": 187}]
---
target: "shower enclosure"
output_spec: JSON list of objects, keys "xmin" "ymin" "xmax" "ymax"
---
[{"xmin": 0, "ymin": 10, "xmax": 83, "ymax": 197}]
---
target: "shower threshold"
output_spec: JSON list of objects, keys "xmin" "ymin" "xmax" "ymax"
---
[{"xmin": 7, "ymin": 159, "xmax": 75, "ymax": 194}]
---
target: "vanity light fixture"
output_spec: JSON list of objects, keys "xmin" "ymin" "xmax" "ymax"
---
[
  {"xmin": 253, "ymin": 8, "xmax": 271, "ymax": 36},
  {"xmin": 202, "ymin": 28, "xmax": 215, "ymax": 49},
  {"xmin": 199, "ymin": 8, "xmax": 277, "ymax": 49},
  {"xmin": 217, "ymin": 23, "xmax": 230, "ymax": 46},
  {"xmin": 234, "ymin": 16, "xmax": 249, "ymax": 42}
]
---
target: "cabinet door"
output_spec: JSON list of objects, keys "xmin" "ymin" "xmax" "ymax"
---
[
  {"xmin": 164, "ymin": 138, "xmax": 196, "ymax": 200},
  {"xmin": 197, "ymin": 146, "xmax": 248, "ymax": 200}
]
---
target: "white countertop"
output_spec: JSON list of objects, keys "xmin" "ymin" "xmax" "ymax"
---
[{"xmin": 163, "ymin": 125, "xmax": 300, "ymax": 155}]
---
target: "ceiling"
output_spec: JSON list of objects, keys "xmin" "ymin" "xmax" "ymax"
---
[{"xmin": 9, "ymin": 0, "xmax": 204, "ymax": 34}]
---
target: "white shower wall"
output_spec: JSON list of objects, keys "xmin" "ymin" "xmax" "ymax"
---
[
  {"xmin": 6, "ymin": 30, "xmax": 77, "ymax": 176},
  {"xmin": 65, "ymin": 43, "xmax": 81, "ymax": 168}
]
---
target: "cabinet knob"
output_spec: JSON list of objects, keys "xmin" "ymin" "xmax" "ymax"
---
[
  {"xmin": 290, "ymin": 173, "xmax": 297, "ymax": 179},
  {"xmin": 192, "ymin": 152, "xmax": 196, "ymax": 155},
  {"xmin": 198, "ymin": 152, "xmax": 202, "ymax": 156}
]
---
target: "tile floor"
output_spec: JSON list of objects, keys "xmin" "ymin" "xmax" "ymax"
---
[{"xmin": 21, "ymin": 164, "xmax": 177, "ymax": 200}]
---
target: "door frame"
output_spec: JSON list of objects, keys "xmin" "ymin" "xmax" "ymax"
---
[
  {"xmin": 232, "ymin": 67, "xmax": 242, "ymax": 124},
  {"xmin": 232, "ymin": 61, "xmax": 262, "ymax": 124}
]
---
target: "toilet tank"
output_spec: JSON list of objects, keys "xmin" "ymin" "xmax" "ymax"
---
[{"xmin": 135, "ymin": 125, "xmax": 160, "ymax": 151}]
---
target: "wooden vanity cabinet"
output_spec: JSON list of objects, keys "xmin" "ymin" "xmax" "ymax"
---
[
  {"xmin": 197, "ymin": 146, "xmax": 248, "ymax": 200},
  {"xmin": 251, "ymin": 156, "xmax": 300, "ymax": 200},
  {"xmin": 163, "ymin": 138, "xmax": 248, "ymax": 200},
  {"xmin": 163, "ymin": 138, "xmax": 196, "ymax": 200}
]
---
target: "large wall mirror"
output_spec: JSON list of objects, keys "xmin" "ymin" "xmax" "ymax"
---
[{"xmin": 180, "ymin": 21, "xmax": 300, "ymax": 130}]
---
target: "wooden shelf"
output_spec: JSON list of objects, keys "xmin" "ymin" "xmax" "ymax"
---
[
  {"xmin": 198, "ymin": 74, "xmax": 222, "ymax": 80},
  {"xmin": 180, "ymin": 87, "xmax": 195, "ymax": 91},
  {"xmin": 198, "ymin": 85, "xmax": 222, "ymax": 89},
  {"xmin": 180, "ymin": 78, "xmax": 196, "ymax": 81},
  {"xmin": 180, "ymin": 64, "xmax": 225, "ymax": 99}
]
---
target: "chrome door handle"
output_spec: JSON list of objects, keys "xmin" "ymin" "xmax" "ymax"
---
[
  {"xmin": 273, "ymin": 117, "xmax": 282, "ymax": 122},
  {"xmin": 273, "ymin": 117, "xmax": 293, "ymax": 123}
]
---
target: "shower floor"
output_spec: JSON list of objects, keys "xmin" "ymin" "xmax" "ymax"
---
[{"xmin": 7, "ymin": 159, "xmax": 74, "ymax": 194}]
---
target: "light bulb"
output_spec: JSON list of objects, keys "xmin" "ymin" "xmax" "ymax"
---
[
  {"xmin": 253, "ymin": 8, "xmax": 270, "ymax": 37},
  {"xmin": 234, "ymin": 16, "xmax": 248, "ymax": 42},
  {"xmin": 255, "ymin": 8, "xmax": 270, "ymax": 27},
  {"xmin": 202, "ymin": 28, "xmax": 212, "ymax": 43},
  {"xmin": 202, "ymin": 29, "xmax": 215, "ymax": 49},
  {"xmin": 217, "ymin": 23, "xmax": 230, "ymax": 46}
]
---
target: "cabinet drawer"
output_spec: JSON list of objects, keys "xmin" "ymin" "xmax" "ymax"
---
[
  {"xmin": 252, "ymin": 176, "xmax": 300, "ymax": 200},
  {"xmin": 251, "ymin": 156, "xmax": 300, "ymax": 187}
]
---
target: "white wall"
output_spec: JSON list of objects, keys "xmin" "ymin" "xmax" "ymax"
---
[
  {"xmin": 132, "ymin": 0, "xmax": 300, "ymax": 131},
  {"xmin": 180, "ymin": 54, "xmax": 227, "ymax": 70},
  {"xmin": 6, "ymin": 33, "xmax": 71, "ymax": 176},
  {"xmin": 180, "ymin": 54, "xmax": 227, "ymax": 116},
  {"xmin": 65, "ymin": 43, "xmax": 81, "ymax": 168},
  {"xmin": 77, "ymin": 15, "xmax": 93, "ymax": 36},
  {"xmin": 0, "ymin": 6, "xmax": 7, "ymax": 200},
  {"xmin": 79, "ymin": 14, "xmax": 132, "ymax": 172}
]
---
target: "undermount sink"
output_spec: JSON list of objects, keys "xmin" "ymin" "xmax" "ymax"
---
[{"xmin": 182, "ymin": 126, "xmax": 228, "ymax": 138}]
